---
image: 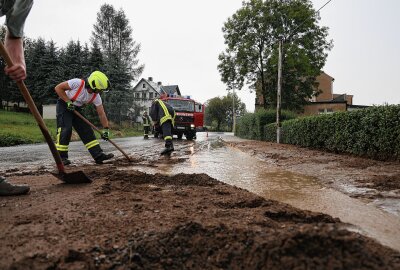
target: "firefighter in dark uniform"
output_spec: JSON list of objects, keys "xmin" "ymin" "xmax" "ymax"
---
[
  {"xmin": 150, "ymin": 99, "xmax": 176, "ymax": 155},
  {"xmin": 54, "ymin": 71, "xmax": 114, "ymax": 165},
  {"xmin": 142, "ymin": 111, "xmax": 151, "ymax": 139}
]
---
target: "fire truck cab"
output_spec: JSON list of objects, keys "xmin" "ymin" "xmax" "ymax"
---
[{"xmin": 157, "ymin": 95, "xmax": 205, "ymax": 140}]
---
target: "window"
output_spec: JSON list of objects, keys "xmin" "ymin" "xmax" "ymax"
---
[
  {"xmin": 149, "ymin": 92, "xmax": 154, "ymax": 99},
  {"xmin": 142, "ymin": 83, "xmax": 146, "ymax": 89},
  {"xmin": 319, "ymin": 108, "xmax": 334, "ymax": 114},
  {"xmin": 142, "ymin": 92, "xmax": 147, "ymax": 99},
  {"xmin": 195, "ymin": 103, "xmax": 203, "ymax": 112},
  {"xmin": 164, "ymin": 99, "xmax": 195, "ymax": 112}
]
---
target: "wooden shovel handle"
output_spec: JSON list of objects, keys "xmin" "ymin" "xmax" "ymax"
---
[
  {"xmin": 73, "ymin": 110, "xmax": 132, "ymax": 162},
  {"xmin": 0, "ymin": 42, "xmax": 66, "ymax": 174}
]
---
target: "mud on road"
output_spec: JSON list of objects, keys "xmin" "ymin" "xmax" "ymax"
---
[
  {"xmin": 1, "ymin": 136, "xmax": 400, "ymax": 269},
  {"xmin": 227, "ymin": 140, "xmax": 400, "ymax": 202}
]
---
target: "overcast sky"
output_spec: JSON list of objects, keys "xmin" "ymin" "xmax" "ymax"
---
[{"xmin": 2, "ymin": 0, "xmax": 399, "ymax": 111}]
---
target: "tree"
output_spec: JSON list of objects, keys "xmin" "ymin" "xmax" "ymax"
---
[
  {"xmin": 218, "ymin": 0, "xmax": 332, "ymax": 111},
  {"xmin": 205, "ymin": 93, "xmax": 246, "ymax": 131},
  {"xmin": 91, "ymin": 3, "xmax": 144, "ymax": 124},
  {"xmin": 89, "ymin": 41, "xmax": 104, "ymax": 70},
  {"xmin": 25, "ymin": 38, "xmax": 63, "ymax": 107},
  {"xmin": 224, "ymin": 92, "xmax": 247, "ymax": 130}
]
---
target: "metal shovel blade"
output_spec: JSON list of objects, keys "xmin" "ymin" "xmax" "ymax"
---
[{"xmin": 52, "ymin": 171, "xmax": 92, "ymax": 184}]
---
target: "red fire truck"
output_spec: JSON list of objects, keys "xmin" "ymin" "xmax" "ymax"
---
[{"xmin": 155, "ymin": 95, "xmax": 205, "ymax": 140}]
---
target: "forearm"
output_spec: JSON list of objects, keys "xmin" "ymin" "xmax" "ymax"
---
[
  {"xmin": 99, "ymin": 114, "xmax": 109, "ymax": 128},
  {"xmin": 5, "ymin": 34, "xmax": 25, "ymax": 67},
  {"xmin": 96, "ymin": 105, "xmax": 109, "ymax": 128},
  {"xmin": 54, "ymin": 87, "xmax": 70, "ymax": 102},
  {"xmin": 4, "ymin": 33, "xmax": 26, "ymax": 81}
]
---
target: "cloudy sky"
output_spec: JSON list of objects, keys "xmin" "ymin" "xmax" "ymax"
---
[{"xmin": 2, "ymin": 0, "xmax": 399, "ymax": 111}]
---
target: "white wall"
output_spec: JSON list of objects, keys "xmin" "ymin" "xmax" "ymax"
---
[{"xmin": 43, "ymin": 105, "xmax": 56, "ymax": 119}]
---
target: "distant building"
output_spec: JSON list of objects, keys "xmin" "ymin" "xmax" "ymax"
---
[
  {"xmin": 131, "ymin": 77, "xmax": 182, "ymax": 122},
  {"xmin": 160, "ymin": 85, "xmax": 181, "ymax": 97},
  {"xmin": 255, "ymin": 72, "xmax": 368, "ymax": 115},
  {"xmin": 303, "ymin": 72, "xmax": 368, "ymax": 115}
]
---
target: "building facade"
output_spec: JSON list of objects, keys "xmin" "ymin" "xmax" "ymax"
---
[
  {"xmin": 131, "ymin": 77, "xmax": 182, "ymax": 122},
  {"xmin": 256, "ymin": 72, "xmax": 367, "ymax": 115}
]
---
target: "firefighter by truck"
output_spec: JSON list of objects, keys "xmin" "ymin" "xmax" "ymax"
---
[
  {"xmin": 150, "ymin": 99, "xmax": 176, "ymax": 155},
  {"xmin": 153, "ymin": 94, "xmax": 204, "ymax": 140}
]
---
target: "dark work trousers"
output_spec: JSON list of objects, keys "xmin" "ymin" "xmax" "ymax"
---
[
  {"xmin": 56, "ymin": 99, "xmax": 103, "ymax": 160},
  {"xmin": 144, "ymin": 125, "xmax": 150, "ymax": 136},
  {"xmin": 161, "ymin": 120, "xmax": 173, "ymax": 146}
]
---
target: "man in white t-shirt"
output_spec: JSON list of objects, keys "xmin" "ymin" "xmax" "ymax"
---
[{"xmin": 54, "ymin": 71, "xmax": 114, "ymax": 165}]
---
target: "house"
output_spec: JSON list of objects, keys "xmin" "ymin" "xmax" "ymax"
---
[
  {"xmin": 130, "ymin": 77, "xmax": 162, "ymax": 122},
  {"xmin": 255, "ymin": 72, "xmax": 368, "ymax": 115},
  {"xmin": 160, "ymin": 85, "xmax": 181, "ymax": 97},
  {"xmin": 131, "ymin": 77, "xmax": 182, "ymax": 122},
  {"xmin": 303, "ymin": 72, "xmax": 368, "ymax": 115}
]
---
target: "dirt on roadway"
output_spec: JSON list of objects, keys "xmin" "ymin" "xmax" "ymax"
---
[{"xmin": 1, "ymin": 141, "xmax": 400, "ymax": 269}]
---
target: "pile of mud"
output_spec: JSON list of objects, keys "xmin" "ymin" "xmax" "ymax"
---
[{"xmin": 2, "ymin": 168, "xmax": 400, "ymax": 269}]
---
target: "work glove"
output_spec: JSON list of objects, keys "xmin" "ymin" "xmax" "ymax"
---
[
  {"xmin": 101, "ymin": 128, "xmax": 110, "ymax": 140},
  {"xmin": 66, "ymin": 101, "xmax": 75, "ymax": 111}
]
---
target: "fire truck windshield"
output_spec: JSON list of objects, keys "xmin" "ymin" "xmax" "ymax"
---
[{"xmin": 165, "ymin": 99, "xmax": 195, "ymax": 112}]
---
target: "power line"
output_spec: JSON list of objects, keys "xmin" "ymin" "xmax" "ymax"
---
[{"xmin": 287, "ymin": 0, "xmax": 333, "ymax": 41}]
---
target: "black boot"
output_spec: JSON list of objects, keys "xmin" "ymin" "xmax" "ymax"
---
[
  {"xmin": 0, "ymin": 176, "xmax": 30, "ymax": 196},
  {"xmin": 62, "ymin": 158, "xmax": 71, "ymax": 166},
  {"xmin": 160, "ymin": 140, "xmax": 174, "ymax": 155},
  {"xmin": 95, "ymin": 152, "xmax": 114, "ymax": 164}
]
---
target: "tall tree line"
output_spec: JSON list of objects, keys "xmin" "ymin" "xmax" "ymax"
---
[{"xmin": 0, "ymin": 3, "xmax": 144, "ymax": 124}]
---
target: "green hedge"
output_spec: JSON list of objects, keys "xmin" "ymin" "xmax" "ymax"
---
[
  {"xmin": 236, "ymin": 109, "xmax": 296, "ymax": 140},
  {"xmin": 265, "ymin": 105, "xmax": 400, "ymax": 160}
]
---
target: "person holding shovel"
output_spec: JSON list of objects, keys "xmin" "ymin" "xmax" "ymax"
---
[
  {"xmin": 0, "ymin": 0, "xmax": 33, "ymax": 196},
  {"xmin": 54, "ymin": 71, "xmax": 114, "ymax": 165}
]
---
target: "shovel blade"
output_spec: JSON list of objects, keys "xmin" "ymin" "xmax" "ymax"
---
[{"xmin": 52, "ymin": 171, "xmax": 92, "ymax": 184}]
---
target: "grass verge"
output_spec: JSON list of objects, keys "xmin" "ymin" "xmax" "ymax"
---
[{"xmin": 0, "ymin": 110, "xmax": 142, "ymax": 147}]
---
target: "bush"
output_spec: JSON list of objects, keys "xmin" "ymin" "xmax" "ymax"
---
[
  {"xmin": 269, "ymin": 105, "xmax": 400, "ymax": 161},
  {"xmin": 236, "ymin": 109, "xmax": 296, "ymax": 140}
]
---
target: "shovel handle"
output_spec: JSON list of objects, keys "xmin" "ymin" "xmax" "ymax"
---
[
  {"xmin": 73, "ymin": 111, "xmax": 132, "ymax": 162},
  {"xmin": 0, "ymin": 42, "xmax": 66, "ymax": 174}
]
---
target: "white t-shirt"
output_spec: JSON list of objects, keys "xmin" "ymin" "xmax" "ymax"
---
[{"xmin": 66, "ymin": 78, "xmax": 102, "ymax": 107}]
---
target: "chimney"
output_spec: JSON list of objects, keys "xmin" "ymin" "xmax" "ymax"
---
[
  {"xmin": 148, "ymin": 77, "xmax": 153, "ymax": 82},
  {"xmin": 157, "ymin": 81, "xmax": 162, "ymax": 86}
]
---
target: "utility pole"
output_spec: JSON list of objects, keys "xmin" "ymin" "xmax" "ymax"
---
[
  {"xmin": 232, "ymin": 88, "xmax": 236, "ymax": 133},
  {"xmin": 276, "ymin": 39, "xmax": 283, "ymax": 143}
]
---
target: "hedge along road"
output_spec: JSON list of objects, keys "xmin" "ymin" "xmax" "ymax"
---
[{"xmin": 1, "ymin": 132, "xmax": 400, "ymax": 251}]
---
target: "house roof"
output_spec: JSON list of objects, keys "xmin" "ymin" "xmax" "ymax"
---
[
  {"xmin": 133, "ymin": 78, "xmax": 161, "ymax": 94},
  {"xmin": 161, "ymin": 85, "xmax": 181, "ymax": 96},
  {"xmin": 332, "ymin": 94, "xmax": 348, "ymax": 102},
  {"xmin": 320, "ymin": 71, "xmax": 335, "ymax": 81},
  {"xmin": 306, "ymin": 100, "xmax": 348, "ymax": 105}
]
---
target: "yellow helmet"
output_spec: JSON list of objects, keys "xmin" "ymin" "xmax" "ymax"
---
[{"xmin": 88, "ymin": 71, "xmax": 110, "ymax": 92}]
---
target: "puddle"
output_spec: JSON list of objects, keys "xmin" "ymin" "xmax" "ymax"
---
[{"xmin": 125, "ymin": 142, "xmax": 400, "ymax": 252}]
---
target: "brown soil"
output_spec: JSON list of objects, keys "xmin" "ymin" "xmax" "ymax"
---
[
  {"xmin": 226, "ymin": 140, "xmax": 400, "ymax": 200},
  {"xmin": 1, "ymin": 160, "xmax": 400, "ymax": 269}
]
